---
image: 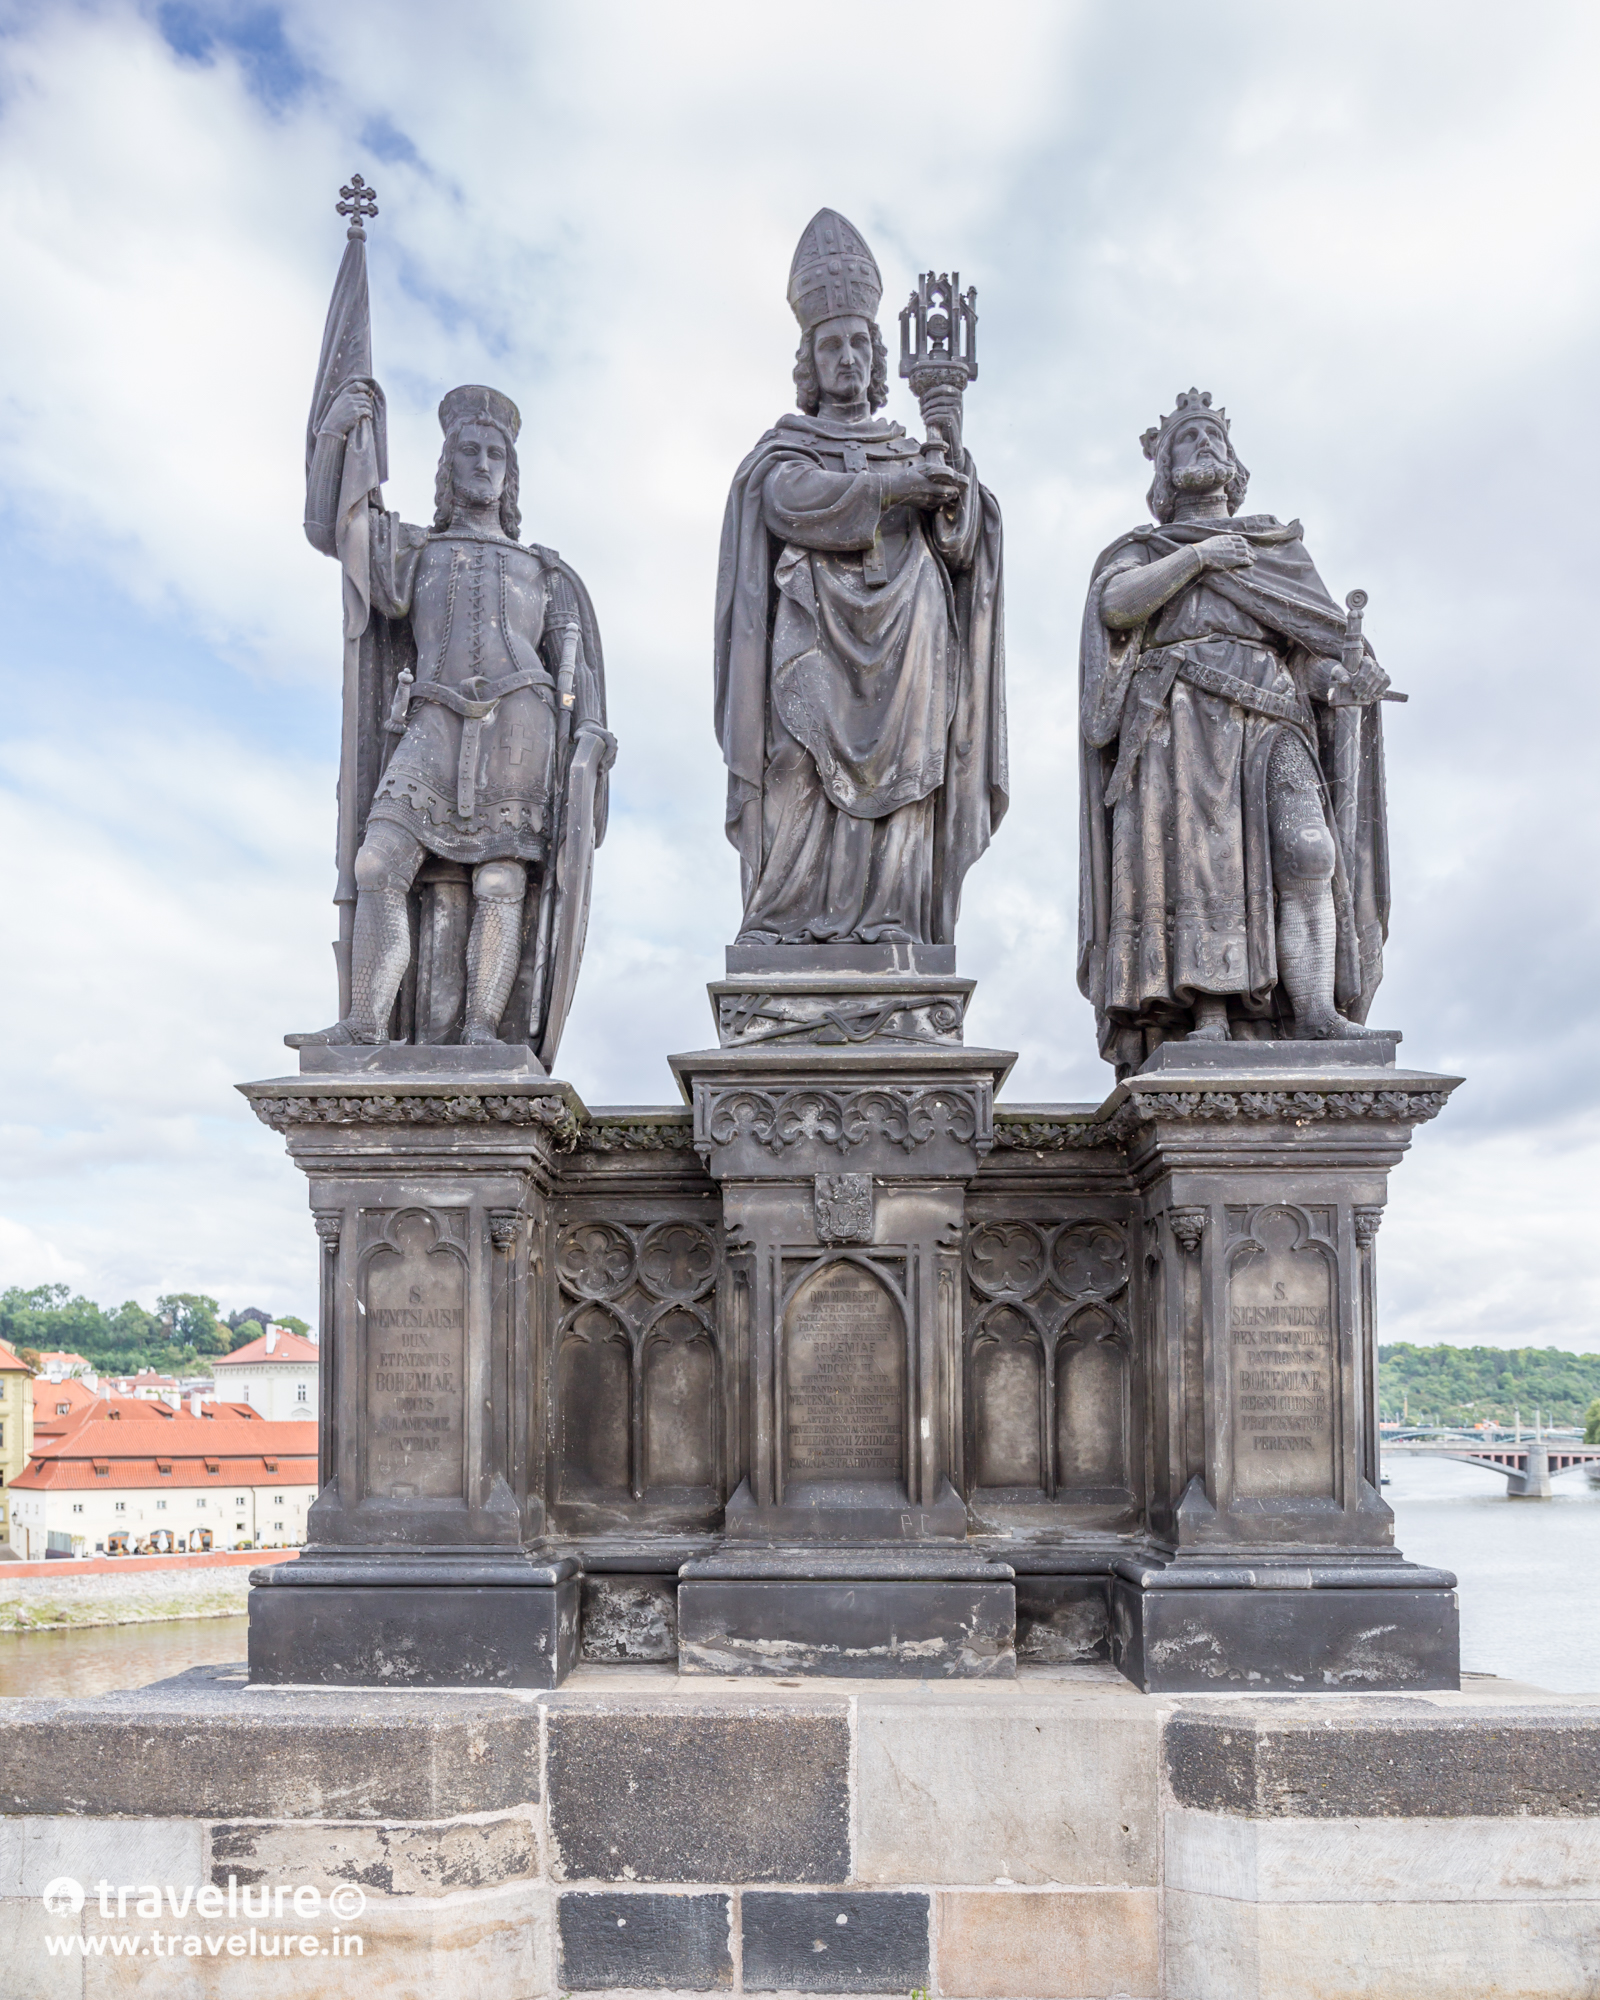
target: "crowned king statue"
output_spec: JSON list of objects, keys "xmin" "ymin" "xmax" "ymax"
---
[
  {"xmin": 714, "ymin": 210, "xmax": 1007, "ymax": 948},
  {"xmin": 1078, "ymin": 390, "xmax": 1394, "ymax": 1073}
]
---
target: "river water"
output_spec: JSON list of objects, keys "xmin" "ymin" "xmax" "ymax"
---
[
  {"xmin": 1383, "ymin": 1450, "xmax": 1600, "ymax": 1693},
  {"xmin": 0, "ymin": 1459, "xmax": 1594, "ymax": 1696},
  {"xmin": 0, "ymin": 1616, "xmax": 246, "ymax": 1699}
]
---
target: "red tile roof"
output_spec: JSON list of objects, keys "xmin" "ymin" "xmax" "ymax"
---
[
  {"xmin": 0, "ymin": 1338, "xmax": 27, "ymax": 1370},
  {"xmin": 215, "ymin": 1329, "xmax": 320, "ymax": 1366},
  {"xmin": 12, "ymin": 1416, "xmax": 317, "ymax": 1492},
  {"xmin": 11, "ymin": 1457, "xmax": 316, "ymax": 1491},
  {"xmin": 32, "ymin": 1385, "xmax": 258, "ymax": 1430}
]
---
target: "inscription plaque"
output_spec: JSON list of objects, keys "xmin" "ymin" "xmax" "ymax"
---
[
  {"xmin": 365, "ymin": 1210, "xmax": 466, "ymax": 1501},
  {"xmin": 785, "ymin": 1261, "xmax": 904, "ymax": 1481},
  {"xmin": 1229, "ymin": 1209, "xmax": 1335, "ymax": 1500}
]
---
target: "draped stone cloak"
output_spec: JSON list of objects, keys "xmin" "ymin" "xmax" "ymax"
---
[
  {"xmin": 714, "ymin": 411, "xmax": 1007, "ymax": 945},
  {"xmin": 1076, "ymin": 515, "xmax": 1388, "ymax": 1072}
]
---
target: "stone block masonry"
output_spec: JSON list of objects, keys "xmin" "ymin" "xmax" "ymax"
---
[{"xmin": 2, "ymin": 1661, "xmax": 1597, "ymax": 1998}]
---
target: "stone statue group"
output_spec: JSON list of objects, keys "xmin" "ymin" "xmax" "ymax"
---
[{"xmin": 293, "ymin": 199, "xmax": 1398, "ymax": 1078}]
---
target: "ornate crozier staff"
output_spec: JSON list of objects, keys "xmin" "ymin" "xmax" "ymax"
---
[{"xmin": 899, "ymin": 269, "xmax": 978, "ymax": 472}]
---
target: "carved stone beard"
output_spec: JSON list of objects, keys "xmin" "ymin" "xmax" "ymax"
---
[
  {"xmin": 451, "ymin": 477, "xmax": 504, "ymax": 527},
  {"xmin": 1173, "ymin": 456, "xmax": 1231, "ymax": 495}
]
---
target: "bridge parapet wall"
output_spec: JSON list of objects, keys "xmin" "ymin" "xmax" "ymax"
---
[{"xmin": 2, "ymin": 1662, "xmax": 1595, "ymax": 1999}]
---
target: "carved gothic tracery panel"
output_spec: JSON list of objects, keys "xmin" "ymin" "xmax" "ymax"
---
[
  {"xmin": 966, "ymin": 1217, "xmax": 1131, "ymax": 1501},
  {"xmin": 551, "ymin": 1214, "xmax": 721, "ymax": 1513}
]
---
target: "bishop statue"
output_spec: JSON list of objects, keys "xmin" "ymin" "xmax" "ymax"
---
[{"xmin": 714, "ymin": 210, "xmax": 1007, "ymax": 950}]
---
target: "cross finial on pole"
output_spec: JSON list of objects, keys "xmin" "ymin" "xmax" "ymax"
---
[{"xmin": 336, "ymin": 173, "xmax": 378, "ymax": 240}]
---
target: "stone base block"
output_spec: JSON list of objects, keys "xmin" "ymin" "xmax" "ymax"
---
[
  {"xmin": 579, "ymin": 1572, "xmax": 679, "ymax": 1662},
  {"xmin": 677, "ymin": 1553, "xmax": 1016, "ymax": 1678},
  {"xmin": 721, "ymin": 1475, "xmax": 968, "ymax": 1543},
  {"xmin": 937, "ymin": 1887, "xmax": 1160, "ymax": 2000},
  {"xmin": 1015, "ymin": 1573, "xmax": 1112, "ymax": 1663},
  {"xmin": 1112, "ymin": 1569, "xmax": 1459, "ymax": 1692},
  {"xmin": 1164, "ymin": 1888, "xmax": 1600, "ymax": 2000},
  {"xmin": 1137, "ymin": 1034, "xmax": 1400, "ymax": 1072},
  {"xmin": 248, "ymin": 1573, "xmax": 579, "ymax": 1689}
]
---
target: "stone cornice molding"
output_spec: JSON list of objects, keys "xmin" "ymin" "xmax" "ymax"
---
[
  {"xmin": 577, "ymin": 1120, "xmax": 699, "ymax": 1154},
  {"xmin": 992, "ymin": 1080, "xmax": 1457, "ymax": 1155},
  {"xmin": 247, "ymin": 1090, "xmax": 580, "ymax": 1149}
]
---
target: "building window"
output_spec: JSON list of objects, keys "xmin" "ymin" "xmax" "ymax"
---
[
  {"xmin": 274, "ymin": 1521, "xmax": 284, "ymax": 1531},
  {"xmin": 72, "ymin": 1504, "xmax": 83, "ymax": 1515},
  {"xmin": 234, "ymin": 1496, "xmax": 245, "ymax": 1505},
  {"xmin": 274, "ymin": 1495, "xmax": 284, "ymax": 1505},
  {"xmin": 196, "ymin": 1499, "xmax": 207, "ymax": 1509},
  {"xmin": 296, "ymin": 1385, "xmax": 307, "ymax": 1398},
  {"xmin": 115, "ymin": 1502, "xmax": 126, "ymax": 1513},
  {"xmin": 156, "ymin": 1501, "xmax": 167, "ymax": 1512}
]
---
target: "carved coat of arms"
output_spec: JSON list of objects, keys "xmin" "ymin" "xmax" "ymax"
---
[{"xmin": 814, "ymin": 1173, "xmax": 874, "ymax": 1244}]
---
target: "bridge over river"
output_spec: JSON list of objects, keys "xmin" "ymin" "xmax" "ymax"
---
[{"xmin": 1384, "ymin": 1436, "xmax": 1600, "ymax": 1499}]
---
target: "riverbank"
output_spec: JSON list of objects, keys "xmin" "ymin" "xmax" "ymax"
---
[{"xmin": 0, "ymin": 1557, "xmax": 290, "ymax": 1633}]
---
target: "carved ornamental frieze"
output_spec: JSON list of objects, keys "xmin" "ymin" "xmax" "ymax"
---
[
  {"xmin": 698, "ymin": 1082, "xmax": 990, "ymax": 1159},
  {"xmin": 715, "ymin": 987, "xmax": 968, "ymax": 1049}
]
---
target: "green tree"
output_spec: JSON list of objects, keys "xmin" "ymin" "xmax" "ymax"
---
[
  {"xmin": 157, "ymin": 1292, "xmax": 226, "ymax": 1357},
  {"xmin": 1585, "ymin": 1400, "xmax": 1600, "ymax": 1446},
  {"xmin": 1379, "ymin": 1344, "xmax": 1600, "ymax": 1428},
  {"xmin": 109, "ymin": 1301, "xmax": 162, "ymax": 1347},
  {"xmin": 276, "ymin": 1315, "xmax": 311, "ymax": 1339}
]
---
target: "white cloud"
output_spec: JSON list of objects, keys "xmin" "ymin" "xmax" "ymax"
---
[{"xmin": 0, "ymin": 0, "xmax": 1595, "ymax": 1342}]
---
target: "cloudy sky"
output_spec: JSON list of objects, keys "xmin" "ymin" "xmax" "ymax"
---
[{"xmin": 0, "ymin": 0, "xmax": 1594, "ymax": 1344}]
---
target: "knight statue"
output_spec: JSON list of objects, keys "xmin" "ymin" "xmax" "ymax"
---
[
  {"xmin": 1077, "ymin": 389, "xmax": 1397, "ymax": 1074},
  {"xmin": 714, "ymin": 210, "xmax": 1007, "ymax": 949},
  {"xmin": 289, "ymin": 179, "xmax": 615, "ymax": 1066}
]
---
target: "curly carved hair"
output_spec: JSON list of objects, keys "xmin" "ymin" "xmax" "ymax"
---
[
  {"xmin": 1146, "ymin": 419, "xmax": 1250, "ymax": 526},
  {"xmin": 433, "ymin": 421, "xmax": 522, "ymax": 539},
  {"xmin": 793, "ymin": 320, "xmax": 890, "ymax": 416}
]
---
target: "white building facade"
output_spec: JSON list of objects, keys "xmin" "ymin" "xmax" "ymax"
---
[
  {"xmin": 9, "ymin": 1416, "xmax": 316, "ymax": 1557},
  {"xmin": 212, "ymin": 1326, "xmax": 320, "ymax": 1422}
]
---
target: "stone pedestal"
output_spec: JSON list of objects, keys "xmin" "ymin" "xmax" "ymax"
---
[
  {"xmin": 239, "ymin": 1047, "xmax": 581, "ymax": 1688},
  {"xmin": 1109, "ymin": 1043, "xmax": 1462, "ymax": 1692},
  {"xmin": 677, "ymin": 1546, "xmax": 1017, "ymax": 1677},
  {"xmin": 671, "ymin": 944, "xmax": 1019, "ymax": 1676}
]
